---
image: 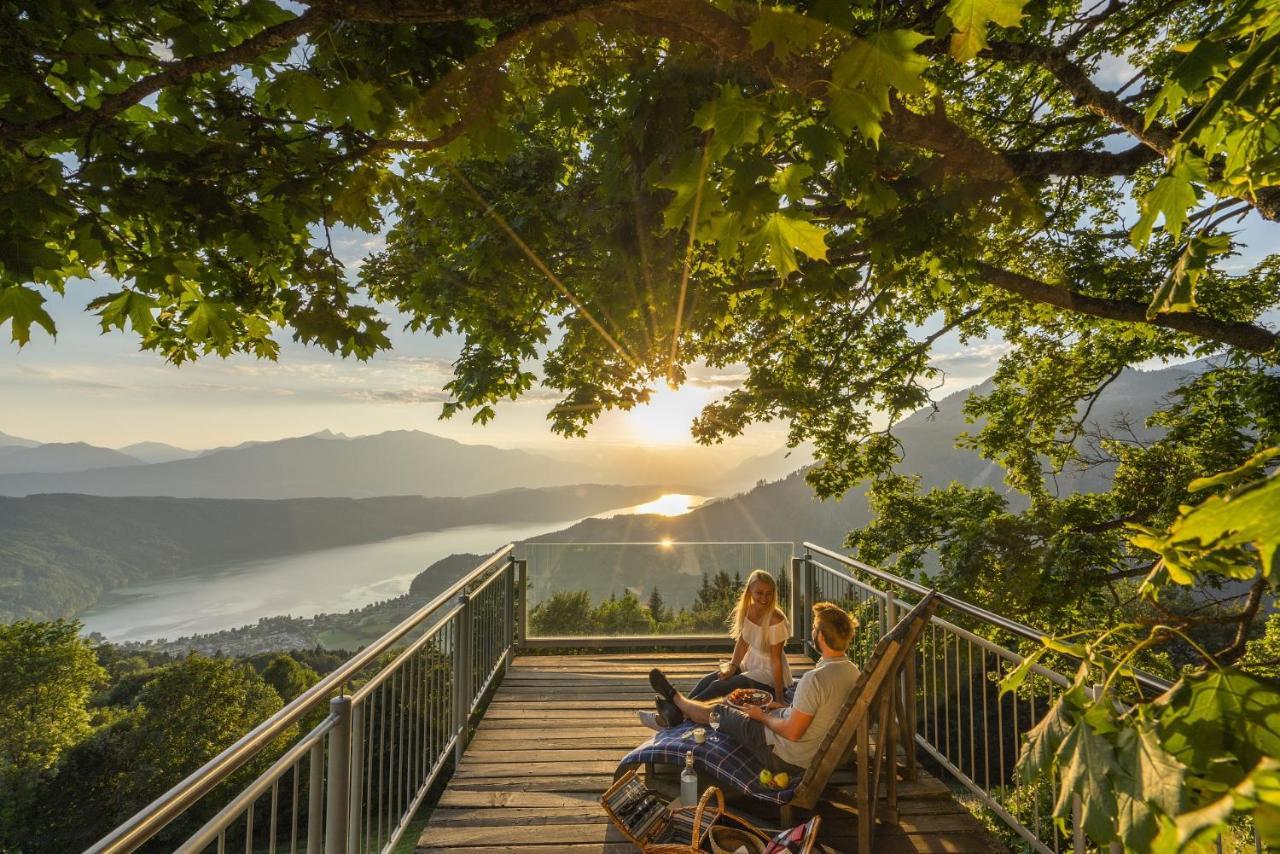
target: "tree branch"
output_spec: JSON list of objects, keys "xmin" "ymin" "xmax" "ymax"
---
[
  {"xmin": 976, "ymin": 261, "xmax": 1279, "ymax": 354},
  {"xmin": 984, "ymin": 41, "xmax": 1176, "ymax": 156},
  {"xmin": 1213, "ymin": 577, "xmax": 1267, "ymax": 664},
  {"xmin": 0, "ymin": 7, "xmax": 335, "ymax": 143},
  {"xmin": 1003, "ymin": 142, "xmax": 1160, "ymax": 177},
  {"xmin": 0, "ymin": 0, "xmax": 615, "ymax": 145}
]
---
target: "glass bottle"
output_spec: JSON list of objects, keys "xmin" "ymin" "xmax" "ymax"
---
[{"xmin": 680, "ymin": 750, "xmax": 698, "ymax": 805}]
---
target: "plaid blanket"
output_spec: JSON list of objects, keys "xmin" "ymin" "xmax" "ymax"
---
[{"xmin": 616, "ymin": 722, "xmax": 799, "ymax": 805}]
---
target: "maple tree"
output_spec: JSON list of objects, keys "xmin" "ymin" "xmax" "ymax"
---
[{"xmin": 2, "ymin": 0, "xmax": 1279, "ymax": 848}]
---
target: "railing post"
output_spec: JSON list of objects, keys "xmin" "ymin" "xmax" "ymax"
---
[
  {"xmin": 453, "ymin": 594, "xmax": 473, "ymax": 763},
  {"xmin": 307, "ymin": 740, "xmax": 324, "ymax": 854},
  {"xmin": 504, "ymin": 554, "xmax": 515, "ymax": 671},
  {"xmin": 324, "ymin": 696, "xmax": 351, "ymax": 854},
  {"xmin": 346, "ymin": 699, "xmax": 364, "ymax": 854},
  {"xmin": 789, "ymin": 555, "xmax": 805, "ymax": 644},
  {"xmin": 803, "ymin": 550, "xmax": 815, "ymax": 657},
  {"xmin": 516, "ymin": 559, "xmax": 528, "ymax": 648}
]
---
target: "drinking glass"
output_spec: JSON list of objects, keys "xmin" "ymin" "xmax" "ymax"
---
[{"xmin": 708, "ymin": 707, "xmax": 721, "ymax": 742}]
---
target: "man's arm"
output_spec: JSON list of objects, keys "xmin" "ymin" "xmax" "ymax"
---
[{"xmin": 743, "ymin": 703, "xmax": 813, "ymax": 741}]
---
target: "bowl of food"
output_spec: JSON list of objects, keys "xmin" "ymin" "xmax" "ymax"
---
[
  {"xmin": 726, "ymin": 687, "xmax": 772, "ymax": 708},
  {"xmin": 708, "ymin": 825, "xmax": 766, "ymax": 854}
]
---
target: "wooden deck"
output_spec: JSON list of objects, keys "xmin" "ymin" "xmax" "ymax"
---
[{"xmin": 416, "ymin": 653, "xmax": 1006, "ymax": 853}]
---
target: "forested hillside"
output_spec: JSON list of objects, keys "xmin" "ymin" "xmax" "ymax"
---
[
  {"xmin": 536, "ymin": 360, "xmax": 1209, "ymax": 550},
  {"xmin": 0, "ymin": 484, "xmax": 670, "ymax": 622}
]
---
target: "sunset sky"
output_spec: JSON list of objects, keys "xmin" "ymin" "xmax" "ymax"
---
[{"xmin": 5, "ymin": 210, "xmax": 1277, "ymax": 454}]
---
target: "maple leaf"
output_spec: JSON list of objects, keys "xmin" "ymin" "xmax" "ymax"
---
[
  {"xmin": 90, "ymin": 290, "xmax": 159, "ymax": 335},
  {"xmin": 946, "ymin": 0, "xmax": 1028, "ymax": 62},
  {"xmin": 1053, "ymin": 719, "xmax": 1119, "ymax": 842},
  {"xmin": 747, "ymin": 8, "xmax": 828, "ymax": 62},
  {"xmin": 0, "ymin": 285, "xmax": 57, "ymax": 346},
  {"xmin": 694, "ymin": 85, "xmax": 766, "ymax": 160},
  {"xmin": 1147, "ymin": 232, "xmax": 1231, "ymax": 318},
  {"xmin": 829, "ymin": 30, "xmax": 928, "ymax": 143},
  {"xmin": 747, "ymin": 213, "xmax": 829, "ymax": 277},
  {"xmin": 1130, "ymin": 159, "xmax": 1203, "ymax": 248}
]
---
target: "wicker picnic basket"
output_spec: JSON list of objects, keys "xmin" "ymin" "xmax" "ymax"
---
[{"xmin": 601, "ymin": 768, "xmax": 774, "ymax": 853}]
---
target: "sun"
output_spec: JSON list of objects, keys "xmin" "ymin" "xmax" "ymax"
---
[{"xmin": 625, "ymin": 385, "xmax": 714, "ymax": 446}]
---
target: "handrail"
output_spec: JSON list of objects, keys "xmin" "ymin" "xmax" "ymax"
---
[
  {"xmin": 803, "ymin": 542, "xmax": 1172, "ymax": 694},
  {"xmin": 88, "ymin": 543, "xmax": 515, "ymax": 854}
]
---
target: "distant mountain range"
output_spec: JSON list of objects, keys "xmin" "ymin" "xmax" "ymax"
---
[
  {"xmin": 0, "ymin": 427, "xmax": 791, "ymax": 498},
  {"xmin": 0, "ymin": 430, "xmax": 39, "ymax": 448},
  {"xmin": 118, "ymin": 441, "xmax": 199, "ymax": 464},
  {"xmin": 0, "ymin": 442, "xmax": 141, "ymax": 475},
  {"xmin": 0, "ymin": 483, "xmax": 674, "ymax": 622},
  {"xmin": 0, "ymin": 430, "xmax": 606, "ymax": 499},
  {"xmin": 518, "ymin": 360, "xmax": 1212, "ymax": 605},
  {"xmin": 81, "ymin": 359, "xmax": 1228, "ymax": 654}
]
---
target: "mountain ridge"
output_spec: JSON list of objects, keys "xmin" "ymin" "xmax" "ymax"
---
[{"xmin": 0, "ymin": 430, "xmax": 600, "ymax": 499}]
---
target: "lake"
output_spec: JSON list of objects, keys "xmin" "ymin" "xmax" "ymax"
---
[{"xmin": 79, "ymin": 494, "xmax": 707, "ymax": 643}]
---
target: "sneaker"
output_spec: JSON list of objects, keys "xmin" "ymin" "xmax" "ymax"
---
[
  {"xmin": 649, "ymin": 667, "xmax": 677, "ymax": 701},
  {"xmin": 655, "ymin": 696, "xmax": 685, "ymax": 727},
  {"xmin": 637, "ymin": 710, "xmax": 664, "ymax": 731}
]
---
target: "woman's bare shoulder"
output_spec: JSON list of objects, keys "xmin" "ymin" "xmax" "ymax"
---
[{"xmin": 769, "ymin": 609, "xmax": 787, "ymax": 626}]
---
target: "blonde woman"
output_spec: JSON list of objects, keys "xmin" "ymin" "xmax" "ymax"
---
[{"xmin": 643, "ymin": 570, "xmax": 792, "ymax": 728}]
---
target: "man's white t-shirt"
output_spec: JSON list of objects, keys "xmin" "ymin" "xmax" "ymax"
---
[{"xmin": 764, "ymin": 655, "xmax": 860, "ymax": 769}]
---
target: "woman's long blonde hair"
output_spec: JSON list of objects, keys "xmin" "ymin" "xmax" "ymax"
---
[{"xmin": 728, "ymin": 569, "xmax": 787, "ymax": 641}]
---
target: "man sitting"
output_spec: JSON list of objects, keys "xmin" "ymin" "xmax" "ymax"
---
[{"xmin": 644, "ymin": 602, "xmax": 860, "ymax": 780}]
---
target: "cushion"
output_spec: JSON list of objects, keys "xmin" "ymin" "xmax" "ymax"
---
[
  {"xmin": 763, "ymin": 817, "xmax": 820, "ymax": 853},
  {"xmin": 616, "ymin": 722, "xmax": 799, "ymax": 805}
]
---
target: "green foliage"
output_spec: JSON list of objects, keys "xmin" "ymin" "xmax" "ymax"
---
[
  {"xmin": 944, "ymin": 0, "xmax": 1027, "ymax": 62},
  {"xmin": 647, "ymin": 586, "xmax": 669, "ymax": 624},
  {"xmin": 0, "ymin": 620, "xmax": 105, "ymax": 773},
  {"xmin": 0, "ymin": 621, "xmax": 106, "ymax": 849},
  {"xmin": 529, "ymin": 590, "xmax": 596, "ymax": 636},
  {"xmin": 260, "ymin": 653, "xmax": 320, "ymax": 702},
  {"xmin": 528, "ymin": 572, "xmax": 747, "ymax": 637},
  {"xmin": 1130, "ymin": 447, "xmax": 1280, "ymax": 588},
  {"xmin": 1007, "ymin": 451, "xmax": 1280, "ymax": 850}
]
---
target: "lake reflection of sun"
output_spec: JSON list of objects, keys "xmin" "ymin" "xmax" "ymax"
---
[
  {"xmin": 625, "ymin": 385, "xmax": 713, "ymax": 446},
  {"xmin": 630, "ymin": 494, "xmax": 706, "ymax": 516}
]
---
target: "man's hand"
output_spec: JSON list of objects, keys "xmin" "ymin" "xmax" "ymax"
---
[
  {"xmin": 763, "ymin": 700, "xmax": 786, "ymax": 711},
  {"xmin": 742, "ymin": 704, "xmax": 768, "ymax": 722}
]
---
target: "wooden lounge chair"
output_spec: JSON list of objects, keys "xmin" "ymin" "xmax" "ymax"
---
[
  {"xmin": 616, "ymin": 591, "xmax": 940, "ymax": 852},
  {"xmin": 781, "ymin": 590, "xmax": 940, "ymax": 852}
]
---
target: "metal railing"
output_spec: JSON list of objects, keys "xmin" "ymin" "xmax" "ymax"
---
[
  {"xmin": 796, "ymin": 543, "xmax": 1231, "ymax": 854},
  {"xmin": 90, "ymin": 536, "xmax": 1260, "ymax": 853},
  {"xmin": 88, "ymin": 546, "xmax": 520, "ymax": 854},
  {"xmin": 519, "ymin": 541, "xmax": 794, "ymax": 648}
]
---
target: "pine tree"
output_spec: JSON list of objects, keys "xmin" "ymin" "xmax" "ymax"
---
[{"xmin": 647, "ymin": 587, "xmax": 668, "ymax": 624}]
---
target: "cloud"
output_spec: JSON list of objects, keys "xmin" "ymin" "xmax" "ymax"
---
[
  {"xmin": 342, "ymin": 388, "xmax": 454, "ymax": 404},
  {"xmin": 11, "ymin": 363, "xmax": 131, "ymax": 391},
  {"xmin": 1092, "ymin": 52, "xmax": 1139, "ymax": 91},
  {"xmin": 686, "ymin": 372, "xmax": 748, "ymax": 391},
  {"xmin": 931, "ymin": 342, "xmax": 1012, "ymax": 374}
]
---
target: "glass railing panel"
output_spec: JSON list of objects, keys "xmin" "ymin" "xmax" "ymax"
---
[{"xmin": 520, "ymin": 541, "xmax": 795, "ymax": 637}]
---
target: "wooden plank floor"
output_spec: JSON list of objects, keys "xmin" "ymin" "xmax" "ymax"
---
[{"xmin": 416, "ymin": 653, "xmax": 1006, "ymax": 854}]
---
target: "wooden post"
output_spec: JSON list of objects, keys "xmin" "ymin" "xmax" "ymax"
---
[{"xmin": 856, "ymin": 715, "xmax": 871, "ymax": 853}]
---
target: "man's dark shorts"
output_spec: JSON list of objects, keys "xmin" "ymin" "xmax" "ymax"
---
[{"xmin": 714, "ymin": 705, "xmax": 806, "ymax": 777}]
